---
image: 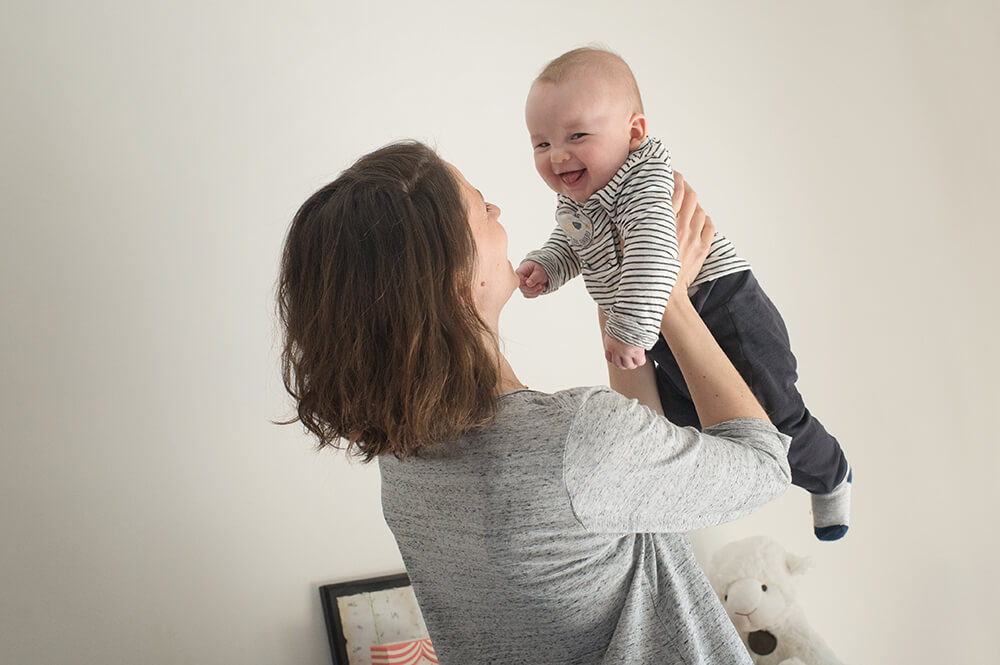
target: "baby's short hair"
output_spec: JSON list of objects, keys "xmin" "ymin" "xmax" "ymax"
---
[{"xmin": 536, "ymin": 47, "xmax": 644, "ymax": 114}]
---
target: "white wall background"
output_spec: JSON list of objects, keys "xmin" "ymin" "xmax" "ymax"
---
[{"xmin": 2, "ymin": 1, "xmax": 997, "ymax": 663}]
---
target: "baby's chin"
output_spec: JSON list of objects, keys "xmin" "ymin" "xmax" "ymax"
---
[
  {"xmin": 547, "ymin": 184, "xmax": 586, "ymax": 203},
  {"xmin": 543, "ymin": 175, "xmax": 598, "ymax": 203},
  {"xmin": 567, "ymin": 174, "xmax": 617, "ymax": 203},
  {"xmin": 559, "ymin": 181, "xmax": 596, "ymax": 203},
  {"xmin": 565, "ymin": 185, "xmax": 599, "ymax": 203}
]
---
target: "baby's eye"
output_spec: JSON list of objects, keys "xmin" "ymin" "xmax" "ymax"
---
[
  {"xmin": 570, "ymin": 132, "xmax": 588, "ymax": 140},
  {"xmin": 534, "ymin": 142, "xmax": 550, "ymax": 150}
]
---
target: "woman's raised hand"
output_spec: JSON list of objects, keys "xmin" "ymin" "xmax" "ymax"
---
[{"xmin": 671, "ymin": 171, "xmax": 715, "ymax": 293}]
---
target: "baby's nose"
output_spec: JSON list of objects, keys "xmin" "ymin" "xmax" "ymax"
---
[{"xmin": 550, "ymin": 148, "xmax": 570, "ymax": 163}]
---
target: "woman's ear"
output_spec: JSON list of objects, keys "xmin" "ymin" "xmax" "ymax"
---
[{"xmin": 628, "ymin": 114, "xmax": 647, "ymax": 150}]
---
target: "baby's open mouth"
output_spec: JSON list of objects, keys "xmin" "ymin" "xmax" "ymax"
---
[{"xmin": 559, "ymin": 169, "xmax": 586, "ymax": 186}]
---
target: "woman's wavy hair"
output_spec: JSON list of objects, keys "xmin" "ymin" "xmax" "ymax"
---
[{"xmin": 277, "ymin": 141, "xmax": 501, "ymax": 461}]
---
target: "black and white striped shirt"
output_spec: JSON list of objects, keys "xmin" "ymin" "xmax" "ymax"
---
[{"xmin": 525, "ymin": 137, "xmax": 751, "ymax": 349}]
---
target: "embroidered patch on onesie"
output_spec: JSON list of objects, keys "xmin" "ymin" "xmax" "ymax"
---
[{"xmin": 556, "ymin": 208, "xmax": 593, "ymax": 247}]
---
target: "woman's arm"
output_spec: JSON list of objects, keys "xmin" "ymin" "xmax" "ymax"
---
[
  {"xmin": 605, "ymin": 172, "xmax": 769, "ymax": 427},
  {"xmin": 576, "ymin": 174, "xmax": 782, "ymax": 532},
  {"xmin": 659, "ymin": 292, "xmax": 768, "ymax": 428},
  {"xmin": 564, "ymin": 387, "xmax": 790, "ymax": 533},
  {"xmin": 660, "ymin": 174, "xmax": 769, "ymax": 427}
]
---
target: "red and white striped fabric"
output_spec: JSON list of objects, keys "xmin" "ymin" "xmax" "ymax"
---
[{"xmin": 370, "ymin": 637, "xmax": 438, "ymax": 665}]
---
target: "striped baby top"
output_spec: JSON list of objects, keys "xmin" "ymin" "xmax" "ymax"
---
[{"xmin": 524, "ymin": 136, "xmax": 751, "ymax": 349}]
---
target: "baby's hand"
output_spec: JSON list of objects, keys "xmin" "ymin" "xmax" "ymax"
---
[
  {"xmin": 516, "ymin": 260, "xmax": 548, "ymax": 298},
  {"xmin": 603, "ymin": 333, "xmax": 647, "ymax": 370}
]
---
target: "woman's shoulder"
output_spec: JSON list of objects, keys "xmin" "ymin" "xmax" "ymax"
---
[
  {"xmin": 386, "ymin": 388, "xmax": 621, "ymax": 463},
  {"xmin": 499, "ymin": 385, "xmax": 634, "ymax": 420},
  {"xmin": 500, "ymin": 385, "xmax": 614, "ymax": 404}
]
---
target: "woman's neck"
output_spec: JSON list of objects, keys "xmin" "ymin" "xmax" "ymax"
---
[
  {"xmin": 496, "ymin": 352, "xmax": 528, "ymax": 395},
  {"xmin": 480, "ymin": 321, "xmax": 527, "ymax": 395}
]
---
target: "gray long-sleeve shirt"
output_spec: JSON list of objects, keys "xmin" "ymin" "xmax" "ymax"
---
[{"xmin": 379, "ymin": 387, "xmax": 791, "ymax": 664}]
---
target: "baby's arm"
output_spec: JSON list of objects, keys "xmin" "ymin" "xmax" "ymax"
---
[
  {"xmin": 603, "ymin": 154, "xmax": 681, "ymax": 355},
  {"xmin": 604, "ymin": 168, "xmax": 707, "ymax": 371},
  {"xmin": 605, "ymin": 348, "xmax": 664, "ymax": 415},
  {"xmin": 519, "ymin": 224, "xmax": 581, "ymax": 298}
]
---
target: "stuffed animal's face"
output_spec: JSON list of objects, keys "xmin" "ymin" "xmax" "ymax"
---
[
  {"xmin": 717, "ymin": 573, "xmax": 788, "ymax": 633},
  {"xmin": 707, "ymin": 536, "xmax": 811, "ymax": 634}
]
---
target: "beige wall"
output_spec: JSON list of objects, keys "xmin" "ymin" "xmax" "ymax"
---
[{"xmin": 2, "ymin": 1, "xmax": 997, "ymax": 663}]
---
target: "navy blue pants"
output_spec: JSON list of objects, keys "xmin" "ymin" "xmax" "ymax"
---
[{"xmin": 646, "ymin": 270, "xmax": 849, "ymax": 495}]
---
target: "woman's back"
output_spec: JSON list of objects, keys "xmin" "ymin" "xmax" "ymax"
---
[{"xmin": 381, "ymin": 388, "xmax": 787, "ymax": 664}]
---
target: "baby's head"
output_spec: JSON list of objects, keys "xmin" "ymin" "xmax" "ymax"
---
[{"xmin": 526, "ymin": 48, "xmax": 646, "ymax": 203}]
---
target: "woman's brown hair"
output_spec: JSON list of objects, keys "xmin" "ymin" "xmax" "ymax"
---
[{"xmin": 277, "ymin": 141, "xmax": 501, "ymax": 461}]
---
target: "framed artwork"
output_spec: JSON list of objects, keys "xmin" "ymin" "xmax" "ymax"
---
[{"xmin": 319, "ymin": 573, "xmax": 437, "ymax": 665}]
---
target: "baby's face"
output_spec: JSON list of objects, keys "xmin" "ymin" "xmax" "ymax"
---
[{"xmin": 526, "ymin": 77, "xmax": 640, "ymax": 203}]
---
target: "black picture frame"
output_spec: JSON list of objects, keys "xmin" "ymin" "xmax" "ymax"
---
[{"xmin": 318, "ymin": 572, "xmax": 413, "ymax": 665}]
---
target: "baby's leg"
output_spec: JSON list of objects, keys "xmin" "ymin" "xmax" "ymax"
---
[{"xmin": 647, "ymin": 270, "xmax": 852, "ymax": 540}]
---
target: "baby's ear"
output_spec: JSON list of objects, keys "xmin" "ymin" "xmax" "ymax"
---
[{"xmin": 628, "ymin": 114, "xmax": 647, "ymax": 150}]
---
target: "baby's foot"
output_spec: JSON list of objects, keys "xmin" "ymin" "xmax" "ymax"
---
[{"xmin": 811, "ymin": 468, "xmax": 852, "ymax": 541}]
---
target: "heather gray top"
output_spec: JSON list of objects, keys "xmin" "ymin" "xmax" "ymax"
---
[{"xmin": 379, "ymin": 387, "xmax": 791, "ymax": 664}]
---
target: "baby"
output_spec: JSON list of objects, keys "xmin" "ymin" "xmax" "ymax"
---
[{"xmin": 517, "ymin": 47, "xmax": 852, "ymax": 540}]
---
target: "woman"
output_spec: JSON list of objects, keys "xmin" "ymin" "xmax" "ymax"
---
[{"xmin": 278, "ymin": 141, "xmax": 790, "ymax": 664}]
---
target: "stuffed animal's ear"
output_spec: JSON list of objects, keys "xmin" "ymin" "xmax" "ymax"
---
[{"xmin": 785, "ymin": 551, "xmax": 813, "ymax": 576}]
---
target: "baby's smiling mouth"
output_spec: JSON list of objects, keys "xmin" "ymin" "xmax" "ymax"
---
[{"xmin": 559, "ymin": 169, "xmax": 586, "ymax": 186}]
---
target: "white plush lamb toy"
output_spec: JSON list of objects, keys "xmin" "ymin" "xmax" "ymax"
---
[{"xmin": 707, "ymin": 536, "xmax": 845, "ymax": 665}]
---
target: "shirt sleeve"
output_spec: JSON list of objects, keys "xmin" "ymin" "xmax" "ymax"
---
[
  {"xmin": 523, "ymin": 224, "xmax": 581, "ymax": 294},
  {"xmin": 563, "ymin": 388, "xmax": 791, "ymax": 534},
  {"xmin": 603, "ymin": 155, "xmax": 681, "ymax": 349}
]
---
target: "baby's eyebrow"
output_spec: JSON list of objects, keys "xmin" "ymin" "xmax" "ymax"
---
[
  {"xmin": 475, "ymin": 189, "xmax": 486, "ymax": 205},
  {"xmin": 529, "ymin": 123, "xmax": 586, "ymax": 141}
]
